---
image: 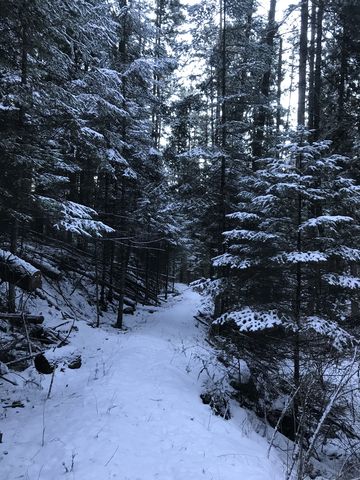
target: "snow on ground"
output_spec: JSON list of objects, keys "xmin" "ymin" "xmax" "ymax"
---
[{"xmin": 0, "ymin": 285, "xmax": 285, "ymax": 480}]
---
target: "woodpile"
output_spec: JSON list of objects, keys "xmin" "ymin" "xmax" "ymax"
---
[{"xmin": 0, "ymin": 315, "xmax": 72, "ymax": 372}]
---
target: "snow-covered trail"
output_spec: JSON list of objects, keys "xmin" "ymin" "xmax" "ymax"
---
[{"xmin": 1, "ymin": 286, "xmax": 285, "ymax": 480}]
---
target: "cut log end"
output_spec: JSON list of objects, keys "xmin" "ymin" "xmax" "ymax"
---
[
  {"xmin": 34, "ymin": 351, "xmax": 82, "ymax": 375},
  {"xmin": 0, "ymin": 249, "xmax": 42, "ymax": 292}
]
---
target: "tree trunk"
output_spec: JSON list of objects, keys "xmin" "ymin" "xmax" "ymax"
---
[
  {"xmin": 152, "ymin": 0, "xmax": 164, "ymax": 148},
  {"xmin": 95, "ymin": 240, "xmax": 101, "ymax": 327},
  {"xmin": 276, "ymin": 36, "xmax": 283, "ymax": 133},
  {"xmin": 218, "ymin": 0, "xmax": 227, "ymax": 254},
  {"xmin": 307, "ymin": 1, "xmax": 316, "ymax": 131},
  {"xmin": 297, "ymin": 0, "xmax": 308, "ymax": 127},
  {"xmin": 252, "ymin": 0, "xmax": 277, "ymax": 162},
  {"xmin": 8, "ymin": 222, "xmax": 19, "ymax": 312},
  {"xmin": 100, "ymin": 174, "xmax": 110, "ymax": 307},
  {"xmin": 116, "ymin": 243, "xmax": 130, "ymax": 329},
  {"xmin": 313, "ymin": 0, "xmax": 324, "ymax": 137},
  {"xmin": 107, "ymin": 241, "xmax": 115, "ymax": 302},
  {"xmin": 294, "ymin": 1, "xmax": 308, "ymax": 449}
]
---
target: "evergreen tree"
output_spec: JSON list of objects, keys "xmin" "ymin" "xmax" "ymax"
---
[{"xmin": 203, "ymin": 132, "xmax": 360, "ymax": 465}]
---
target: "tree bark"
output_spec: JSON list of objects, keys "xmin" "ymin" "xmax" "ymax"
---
[
  {"xmin": 152, "ymin": 0, "xmax": 164, "ymax": 149},
  {"xmin": 276, "ymin": 36, "xmax": 283, "ymax": 133},
  {"xmin": 116, "ymin": 242, "xmax": 130, "ymax": 329},
  {"xmin": 307, "ymin": 1, "xmax": 316, "ymax": 131},
  {"xmin": 252, "ymin": 0, "xmax": 277, "ymax": 162},
  {"xmin": 294, "ymin": 2, "xmax": 308, "ymax": 451},
  {"xmin": 218, "ymin": 0, "xmax": 227, "ymax": 255},
  {"xmin": 297, "ymin": 0, "xmax": 308, "ymax": 127},
  {"xmin": 313, "ymin": 0, "xmax": 324, "ymax": 137}
]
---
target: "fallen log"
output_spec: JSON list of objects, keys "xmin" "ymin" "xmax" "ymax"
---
[
  {"xmin": 0, "ymin": 249, "xmax": 42, "ymax": 291},
  {"xmin": 194, "ymin": 315, "xmax": 210, "ymax": 327},
  {"xmin": 22, "ymin": 254, "xmax": 61, "ymax": 280},
  {"xmin": 5, "ymin": 351, "xmax": 45, "ymax": 367},
  {"xmin": 0, "ymin": 313, "xmax": 44, "ymax": 324}
]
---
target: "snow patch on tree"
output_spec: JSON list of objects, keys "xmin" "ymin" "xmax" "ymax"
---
[
  {"xmin": 331, "ymin": 247, "xmax": 360, "ymax": 262},
  {"xmin": 106, "ymin": 148, "xmax": 128, "ymax": 166},
  {"xmin": 37, "ymin": 197, "xmax": 114, "ymax": 238},
  {"xmin": 123, "ymin": 167, "xmax": 138, "ymax": 180},
  {"xmin": 226, "ymin": 212, "xmax": 260, "ymax": 222},
  {"xmin": 323, "ymin": 274, "xmax": 360, "ymax": 290},
  {"xmin": 273, "ymin": 251, "xmax": 328, "ymax": 264},
  {"xmin": 303, "ymin": 316, "xmax": 354, "ymax": 350},
  {"xmin": 214, "ymin": 307, "xmax": 283, "ymax": 332},
  {"xmin": 80, "ymin": 127, "xmax": 105, "ymax": 141},
  {"xmin": 212, "ymin": 254, "xmax": 256, "ymax": 270},
  {"xmin": 223, "ymin": 229, "xmax": 277, "ymax": 243},
  {"xmin": 300, "ymin": 215, "xmax": 353, "ymax": 231},
  {"xmin": 191, "ymin": 277, "xmax": 224, "ymax": 298}
]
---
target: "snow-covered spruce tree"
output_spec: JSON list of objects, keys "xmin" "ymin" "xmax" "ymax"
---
[
  {"xmin": 0, "ymin": 0, "xmax": 119, "ymax": 311},
  {"xmin": 206, "ymin": 131, "xmax": 360, "ymax": 442},
  {"xmin": 169, "ymin": 146, "xmax": 220, "ymax": 280},
  {"xmin": 169, "ymin": 0, "xmax": 283, "ymax": 277},
  {"xmin": 74, "ymin": 0, "xmax": 182, "ymax": 321},
  {"xmin": 0, "ymin": 0, "xmax": 117, "ymax": 224}
]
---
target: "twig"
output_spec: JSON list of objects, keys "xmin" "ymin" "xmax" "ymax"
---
[
  {"xmin": 194, "ymin": 315, "xmax": 210, "ymax": 327},
  {"xmin": 304, "ymin": 348, "xmax": 358, "ymax": 467},
  {"xmin": 47, "ymin": 367, "xmax": 56, "ymax": 399},
  {"xmin": 22, "ymin": 313, "xmax": 34, "ymax": 363},
  {"xmin": 53, "ymin": 320, "xmax": 72, "ymax": 330},
  {"xmin": 267, "ymin": 386, "xmax": 300, "ymax": 458},
  {"xmin": 5, "ymin": 351, "xmax": 45, "ymax": 367},
  {"xmin": 104, "ymin": 445, "xmax": 119, "ymax": 466},
  {"xmin": 55, "ymin": 319, "xmax": 75, "ymax": 349},
  {"xmin": 0, "ymin": 375, "xmax": 18, "ymax": 386},
  {"xmin": 42, "ymin": 401, "xmax": 46, "ymax": 447}
]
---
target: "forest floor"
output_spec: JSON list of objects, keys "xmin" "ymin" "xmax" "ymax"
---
[{"xmin": 0, "ymin": 285, "xmax": 286, "ymax": 480}]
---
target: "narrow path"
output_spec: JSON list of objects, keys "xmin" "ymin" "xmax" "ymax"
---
[{"xmin": 1, "ymin": 286, "xmax": 285, "ymax": 480}]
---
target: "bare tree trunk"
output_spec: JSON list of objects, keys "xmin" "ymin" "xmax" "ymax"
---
[
  {"xmin": 100, "ymin": 174, "xmax": 110, "ymax": 307},
  {"xmin": 338, "ymin": 29, "xmax": 347, "ymax": 125},
  {"xmin": 286, "ymin": 44, "xmax": 296, "ymax": 130},
  {"xmin": 164, "ymin": 246, "xmax": 169, "ymax": 300},
  {"xmin": 308, "ymin": 0, "xmax": 323, "ymax": 139},
  {"xmin": 210, "ymin": 66, "xmax": 216, "ymax": 147},
  {"xmin": 313, "ymin": 0, "xmax": 324, "ymax": 137},
  {"xmin": 252, "ymin": 0, "xmax": 277, "ymax": 162},
  {"xmin": 8, "ymin": 221, "xmax": 19, "ymax": 313},
  {"xmin": 294, "ymin": 3, "xmax": 308, "ymax": 460},
  {"xmin": 307, "ymin": 1, "xmax": 316, "ymax": 131},
  {"xmin": 107, "ymin": 241, "xmax": 115, "ymax": 302},
  {"xmin": 276, "ymin": 36, "xmax": 283, "ymax": 133},
  {"xmin": 297, "ymin": 0, "xmax": 308, "ymax": 127},
  {"xmin": 218, "ymin": 0, "xmax": 227, "ymax": 255},
  {"xmin": 95, "ymin": 240, "xmax": 101, "ymax": 328},
  {"xmin": 351, "ymin": 264, "xmax": 360, "ymax": 318},
  {"xmin": 152, "ymin": 0, "xmax": 164, "ymax": 148},
  {"xmin": 172, "ymin": 254, "xmax": 176, "ymax": 292},
  {"xmin": 116, "ymin": 242, "xmax": 130, "ymax": 329},
  {"xmin": 8, "ymin": 4, "xmax": 29, "ymax": 313},
  {"xmin": 118, "ymin": 0, "xmax": 129, "ymax": 65}
]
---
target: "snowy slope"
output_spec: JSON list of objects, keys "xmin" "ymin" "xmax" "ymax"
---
[{"xmin": 0, "ymin": 286, "xmax": 285, "ymax": 480}]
